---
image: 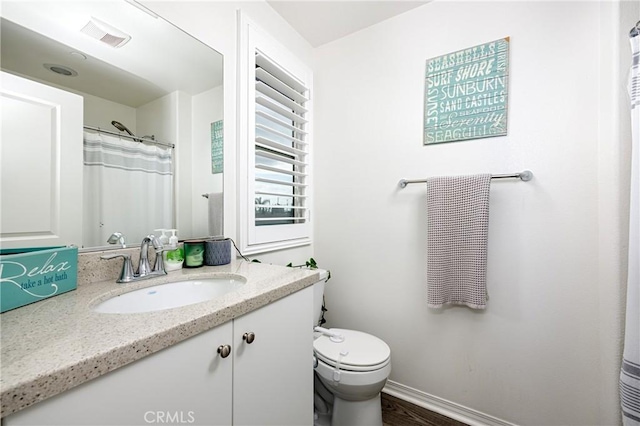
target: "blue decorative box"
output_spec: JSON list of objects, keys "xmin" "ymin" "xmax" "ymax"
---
[{"xmin": 0, "ymin": 246, "xmax": 78, "ymax": 313}]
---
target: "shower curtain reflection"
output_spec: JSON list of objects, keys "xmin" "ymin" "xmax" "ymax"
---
[
  {"xmin": 621, "ymin": 25, "xmax": 640, "ymax": 426},
  {"xmin": 82, "ymin": 131, "xmax": 173, "ymax": 248}
]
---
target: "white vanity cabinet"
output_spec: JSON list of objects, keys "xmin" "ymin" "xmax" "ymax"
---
[
  {"xmin": 3, "ymin": 322, "xmax": 234, "ymax": 426},
  {"xmin": 4, "ymin": 286, "xmax": 314, "ymax": 426},
  {"xmin": 233, "ymin": 285, "xmax": 313, "ymax": 425}
]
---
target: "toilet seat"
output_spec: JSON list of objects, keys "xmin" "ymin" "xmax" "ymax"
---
[{"xmin": 314, "ymin": 328, "xmax": 391, "ymax": 372}]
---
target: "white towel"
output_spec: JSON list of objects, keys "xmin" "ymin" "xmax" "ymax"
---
[
  {"xmin": 207, "ymin": 192, "xmax": 223, "ymax": 237},
  {"xmin": 426, "ymin": 174, "xmax": 492, "ymax": 309}
]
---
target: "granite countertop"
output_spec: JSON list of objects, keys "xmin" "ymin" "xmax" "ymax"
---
[{"xmin": 0, "ymin": 260, "xmax": 320, "ymax": 418}]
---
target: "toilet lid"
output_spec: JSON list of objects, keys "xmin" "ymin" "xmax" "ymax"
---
[{"xmin": 314, "ymin": 328, "xmax": 390, "ymax": 370}]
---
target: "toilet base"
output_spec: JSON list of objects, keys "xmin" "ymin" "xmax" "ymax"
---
[
  {"xmin": 331, "ymin": 393, "xmax": 382, "ymax": 426},
  {"xmin": 314, "ymin": 411, "xmax": 331, "ymax": 426}
]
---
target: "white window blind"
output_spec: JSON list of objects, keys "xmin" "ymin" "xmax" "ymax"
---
[
  {"xmin": 238, "ymin": 15, "xmax": 313, "ymax": 254},
  {"xmin": 254, "ymin": 51, "xmax": 310, "ymax": 227}
]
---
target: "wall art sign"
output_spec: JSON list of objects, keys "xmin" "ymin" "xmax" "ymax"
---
[
  {"xmin": 211, "ymin": 120, "xmax": 223, "ymax": 174},
  {"xmin": 424, "ymin": 37, "xmax": 509, "ymax": 145}
]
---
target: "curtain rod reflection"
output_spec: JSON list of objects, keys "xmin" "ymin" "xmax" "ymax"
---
[{"xmin": 83, "ymin": 125, "xmax": 175, "ymax": 149}]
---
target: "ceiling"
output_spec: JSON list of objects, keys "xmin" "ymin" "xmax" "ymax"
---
[
  {"xmin": 267, "ymin": 0, "xmax": 430, "ymax": 47},
  {"xmin": 0, "ymin": 1, "xmax": 223, "ymax": 108},
  {"xmin": 0, "ymin": 1, "xmax": 429, "ymax": 107}
]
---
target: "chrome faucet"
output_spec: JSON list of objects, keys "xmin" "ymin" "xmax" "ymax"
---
[
  {"xmin": 138, "ymin": 235, "xmax": 165, "ymax": 277},
  {"xmin": 101, "ymin": 234, "xmax": 167, "ymax": 283},
  {"xmin": 106, "ymin": 232, "xmax": 126, "ymax": 248}
]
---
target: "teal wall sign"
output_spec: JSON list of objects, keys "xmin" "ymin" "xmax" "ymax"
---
[
  {"xmin": 211, "ymin": 120, "xmax": 223, "ymax": 174},
  {"xmin": 0, "ymin": 246, "xmax": 78, "ymax": 313},
  {"xmin": 424, "ymin": 37, "xmax": 509, "ymax": 145}
]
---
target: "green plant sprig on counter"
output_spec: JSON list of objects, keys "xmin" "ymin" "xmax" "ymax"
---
[
  {"xmin": 250, "ymin": 257, "xmax": 329, "ymax": 325},
  {"xmin": 253, "ymin": 257, "xmax": 330, "ymax": 281},
  {"xmin": 287, "ymin": 258, "xmax": 331, "ymax": 281}
]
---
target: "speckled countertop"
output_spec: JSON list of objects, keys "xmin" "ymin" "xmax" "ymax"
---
[{"xmin": 0, "ymin": 260, "xmax": 320, "ymax": 418}]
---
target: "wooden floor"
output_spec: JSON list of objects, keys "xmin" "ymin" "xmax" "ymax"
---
[{"xmin": 381, "ymin": 393, "xmax": 469, "ymax": 426}]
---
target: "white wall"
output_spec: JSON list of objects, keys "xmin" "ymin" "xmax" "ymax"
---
[
  {"xmin": 82, "ymin": 93, "xmax": 136, "ymax": 132},
  {"xmin": 144, "ymin": 0, "xmax": 315, "ymax": 265},
  {"xmin": 176, "ymin": 91, "xmax": 194, "ymax": 238},
  {"xmin": 137, "ymin": 92, "xmax": 177, "ymax": 143},
  {"xmin": 191, "ymin": 85, "xmax": 224, "ymax": 237},
  {"xmin": 314, "ymin": 1, "xmax": 629, "ymax": 425}
]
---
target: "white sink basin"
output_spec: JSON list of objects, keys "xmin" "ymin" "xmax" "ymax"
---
[{"xmin": 93, "ymin": 278, "xmax": 245, "ymax": 314}]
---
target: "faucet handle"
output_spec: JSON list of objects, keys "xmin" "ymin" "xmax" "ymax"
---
[{"xmin": 101, "ymin": 253, "xmax": 135, "ymax": 283}]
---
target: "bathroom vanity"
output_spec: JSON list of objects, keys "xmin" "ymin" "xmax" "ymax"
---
[{"xmin": 0, "ymin": 260, "xmax": 319, "ymax": 425}]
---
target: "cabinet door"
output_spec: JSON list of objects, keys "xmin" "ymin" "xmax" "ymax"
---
[
  {"xmin": 4, "ymin": 323, "xmax": 233, "ymax": 426},
  {"xmin": 233, "ymin": 286, "xmax": 314, "ymax": 425},
  {"xmin": 0, "ymin": 72, "xmax": 83, "ymax": 249}
]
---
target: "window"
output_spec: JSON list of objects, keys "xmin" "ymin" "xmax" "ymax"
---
[{"xmin": 238, "ymin": 15, "xmax": 313, "ymax": 254}]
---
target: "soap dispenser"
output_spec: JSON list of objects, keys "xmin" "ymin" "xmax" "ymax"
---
[
  {"xmin": 163, "ymin": 229, "xmax": 183, "ymax": 272},
  {"xmin": 155, "ymin": 229, "xmax": 169, "ymax": 246},
  {"xmin": 168, "ymin": 229, "xmax": 178, "ymax": 249}
]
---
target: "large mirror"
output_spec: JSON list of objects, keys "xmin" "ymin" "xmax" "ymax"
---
[{"xmin": 0, "ymin": 0, "xmax": 223, "ymax": 250}]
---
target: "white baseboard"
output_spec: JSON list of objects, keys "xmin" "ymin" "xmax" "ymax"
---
[{"xmin": 382, "ymin": 380, "xmax": 517, "ymax": 426}]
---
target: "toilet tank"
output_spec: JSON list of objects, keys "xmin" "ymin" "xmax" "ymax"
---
[{"xmin": 313, "ymin": 269, "xmax": 329, "ymax": 326}]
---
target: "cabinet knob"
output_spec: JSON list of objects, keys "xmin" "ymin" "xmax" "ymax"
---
[
  {"xmin": 242, "ymin": 332, "xmax": 256, "ymax": 344},
  {"xmin": 217, "ymin": 344, "xmax": 231, "ymax": 358}
]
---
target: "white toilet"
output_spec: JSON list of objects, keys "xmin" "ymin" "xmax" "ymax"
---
[{"xmin": 312, "ymin": 275, "xmax": 391, "ymax": 426}]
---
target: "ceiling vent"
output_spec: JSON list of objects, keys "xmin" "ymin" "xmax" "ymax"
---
[{"xmin": 80, "ymin": 17, "xmax": 131, "ymax": 48}]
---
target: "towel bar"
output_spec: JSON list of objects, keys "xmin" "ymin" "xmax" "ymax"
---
[{"xmin": 398, "ymin": 170, "xmax": 533, "ymax": 188}]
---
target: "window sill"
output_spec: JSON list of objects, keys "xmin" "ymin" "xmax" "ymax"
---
[{"xmin": 240, "ymin": 237, "xmax": 312, "ymax": 256}]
